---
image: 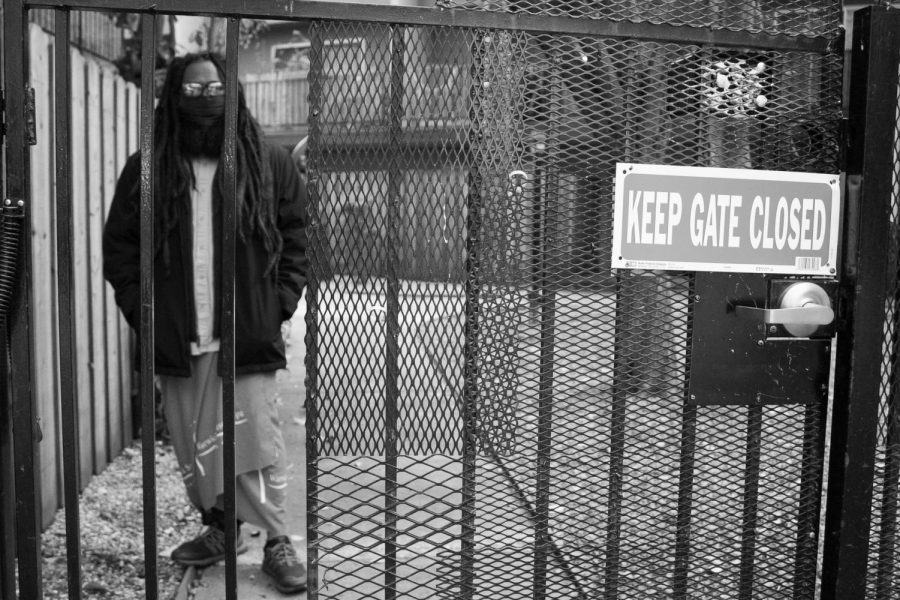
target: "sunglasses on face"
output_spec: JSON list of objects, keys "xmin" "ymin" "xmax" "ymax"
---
[{"xmin": 181, "ymin": 81, "xmax": 226, "ymax": 98}]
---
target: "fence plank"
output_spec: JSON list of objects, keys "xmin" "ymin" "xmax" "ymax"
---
[
  {"xmin": 86, "ymin": 58, "xmax": 109, "ymax": 473},
  {"xmin": 124, "ymin": 84, "xmax": 139, "ymax": 439},
  {"xmin": 29, "ymin": 25, "xmax": 61, "ymax": 527},
  {"xmin": 265, "ymin": 75, "xmax": 274, "ymax": 126},
  {"xmin": 101, "ymin": 64, "xmax": 122, "ymax": 460},
  {"xmin": 128, "ymin": 83, "xmax": 138, "ymax": 155},
  {"xmin": 244, "ymin": 71, "xmax": 310, "ymax": 130},
  {"xmin": 70, "ymin": 49, "xmax": 93, "ymax": 488},
  {"xmin": 115, "ymin": 76, "xmax": 132, "ymax": 447}
]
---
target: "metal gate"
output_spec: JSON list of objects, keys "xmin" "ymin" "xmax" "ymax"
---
[
  {"xmin": 825, "ymin": 8, "xmax": 900, "ymax": 599},
  {"xmin": 303, "ymin": 4, "xmax": 842, "ymax": 600},
  {"xmin": 3, "ymin": 1, "xmax": 900, "ymax": 599}
]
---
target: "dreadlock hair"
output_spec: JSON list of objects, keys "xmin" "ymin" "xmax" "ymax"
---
[{"xmin": 151, "ymin": 52, "xmax": 282, "ymax": 275}]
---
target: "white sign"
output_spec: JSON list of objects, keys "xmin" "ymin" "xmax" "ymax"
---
[{"xmin": 611, "ymin": 163, "xmax": 841, "ymax": 275}]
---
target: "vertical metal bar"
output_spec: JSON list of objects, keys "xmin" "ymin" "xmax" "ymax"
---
[
  {"xmin": 304, "ymin": 20, "xmax": 323, "ymax": 599},
  {"xmin": 822, "ymin": 7, "xmax": 900, "ymax": 598},
  {"xmin": 875, "ymin": 358, "xmax": 900, "ymax": 598},
  {"xmin": 458, "ymin": 29, "xmax": 484, "ymax": 600},
  {"xmin": 5, "ymin": 0, "xmax": 42, "ymax": 596},
  {"xmin": 793, "ymin": 400, "xmax": 826, "ymax": 598},
  {"xmin": 606, "ymin": 48, "xmax": 637, "ymax": 600},
  {"xmin": 459, "ymin": 182, "xmax": 480, "ymax": 599},
  {"xmin": 222, "ymin": 18, "xmax": 240, "ymax": 600},
  {"xmin": 383, "ymin": 23, "xmax": 404, "ymax": 600},
  {"xmin": 532, "ymin": 221, "xmax": 556, "ymax": 598},
  {"xmin": 605, "ymin": 274, "xmax": 628, "ymax": 600},
  {"xmin": 872, "ymin": 31, "xmax": 900, "ymax": 600},
  {"xmin": 138, "ymin": 13, "xmax": 159, "ymax": 600},
  {"xmin": 671, "ymin": 400, "xmax": 696, "ymax": 599},
  {"xmin": 0, "ymin": 348, "xmax": 13, "ymax": 599},
  {"xmin": 533, "ymin": 42, "xmax": 561, "ymax": 600},
  {"xmin": 528, "ymin": 165, "xmax": 542, "ymax": 316},
  {"xmin": 0, "ymin": 2, "xmax": 17, "ymax": 596},
  {"xmin": 527, "ymin": 150, "xmax": 543, "ymax": 317},
  {"xmin": 737, "ymin": 405, "xmax": 762, "ymax": 600},
  {"xmin": 54, "ymin": 8, "xmax": 82, "ymax": 600},
  {"xmin": 672, "ymin": 273, "xmax": 696, "ymax": 600},
  {"xmin": 0, "ymin": 378, "xmax": 13, "ymax": 600},
  {"xmin": 532, "ymin": 111, "xmax": 556, "ymax": 600}
]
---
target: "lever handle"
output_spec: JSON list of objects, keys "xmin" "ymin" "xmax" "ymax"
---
[
  {"xmin": 735, "ymin": 304, "xmax": 834, "ymax": 326},
  {"xmin": 735, "ymin": 281, "xmax": 834, "ymax": 337}
]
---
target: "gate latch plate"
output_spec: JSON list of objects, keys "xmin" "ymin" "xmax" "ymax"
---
[{"xmin": 688, "ymin": 273, "xmax": 832, "ymax": 406}]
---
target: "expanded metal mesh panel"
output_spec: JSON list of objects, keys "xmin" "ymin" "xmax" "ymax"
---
[
  {"xmin": 305, "ymin": 15, "xmax": 841, "ymax": 599},
  {"xmin": 865, "ymin": 60, "xmax": 900, "ymax": 600},
  {"xmin": 440, "ymin": 0, "xmax": 841, "ymax": 39}
]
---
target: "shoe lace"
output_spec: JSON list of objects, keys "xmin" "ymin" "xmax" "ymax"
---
[
  {"xmin": 202, "ymin": 527, "xmax": 227, "ymax": 554},
  {"xmin": 268, "ymin": 542, "xmax": 300, "ymax": 566}
]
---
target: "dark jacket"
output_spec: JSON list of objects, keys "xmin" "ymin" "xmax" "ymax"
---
[{"xmin": 102, "ymin": 143, "xmax": 308, "ymax": 377}]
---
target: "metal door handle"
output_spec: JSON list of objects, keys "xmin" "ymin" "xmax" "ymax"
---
[
  {"xmin": 735, "ymin": 304, "xmax": 834, "ymax": 325},
  {"xmin": 735, "ymin": 281, "xmax": 834, "ymax": 337}
]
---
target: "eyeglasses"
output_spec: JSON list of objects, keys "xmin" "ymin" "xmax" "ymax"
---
[{"xmin": 181, "ymin": 81, "xmax": 226, "ymax": 98}]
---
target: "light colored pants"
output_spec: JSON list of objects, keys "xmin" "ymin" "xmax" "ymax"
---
[{"xmin": 158, "ymin": 352, "xmax": 288, "ymax": 537}]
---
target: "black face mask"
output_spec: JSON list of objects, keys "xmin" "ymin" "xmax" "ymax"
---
[
  {"xmin": 180, "ymin": 119, "xmax": 224, "ymax": 158},
  {"xmin": 178, "ymin": 96, "xmax": 226, "ymax": 127}
]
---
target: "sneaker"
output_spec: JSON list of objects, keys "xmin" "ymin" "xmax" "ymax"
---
[
  {"xmin": 170, "ymin": 526, "xmax": 248, "ymax": 567},
  {"xmin": 262, "ymin": 536, "xmax": 307, "ymax": 594}
]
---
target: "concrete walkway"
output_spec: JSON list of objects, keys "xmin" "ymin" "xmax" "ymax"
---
[{"xmin": 185, "ymin": 299, "xmax": 310, "ymax": 599}]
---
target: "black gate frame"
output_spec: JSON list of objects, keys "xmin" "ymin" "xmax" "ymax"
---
[
  {"xmin": 1, "ymin": 1, "xmax": 898, "ymax": 599},
  {"xmin": 3, "ymin": 2, "xmax": 42, "ymax": 599},
  {"xmin": 823, "ymin": 6, "xmax": 900, "ymax": 600}
]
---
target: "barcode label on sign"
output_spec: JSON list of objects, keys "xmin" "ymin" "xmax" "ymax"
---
[{"xmin": 795, "ymin": 257, "xmax": 821, "ymax": 271}]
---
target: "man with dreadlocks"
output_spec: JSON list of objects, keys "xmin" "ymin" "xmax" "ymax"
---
[{"xmin": 103, "ymin": 53, "xmax": 308, "ymax": 594}]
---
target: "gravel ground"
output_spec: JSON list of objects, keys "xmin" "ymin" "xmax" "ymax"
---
[{"xmin": 39, "ymin": 441, "xmax": 197, "ymax": 600}]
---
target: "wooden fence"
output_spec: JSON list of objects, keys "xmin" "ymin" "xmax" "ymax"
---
[
  {"xmin": 29, "ymin": 9, "xmax": 125, "ymax": 63},
  {"xmin": 28, "ymin": 24, "xmax": 139, "ymax": 527},
  {"xmin": 244, "ymin": 70, "xmax": 310, "ymax": 133}
]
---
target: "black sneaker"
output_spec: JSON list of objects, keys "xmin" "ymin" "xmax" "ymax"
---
[
  {"xmin": 262, "ymin": 536, "xmax": 307, "ymax": 594},
  {"xmin": 170, "ymin": 526, "xmax": 248, "ymax": 567}
]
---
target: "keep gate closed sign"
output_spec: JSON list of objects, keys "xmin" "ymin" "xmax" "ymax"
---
[{"xmin": 611, "ymin": 163, "xmax": 841, "ymax": 275}]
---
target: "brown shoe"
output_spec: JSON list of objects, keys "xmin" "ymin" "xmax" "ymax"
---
[
  {"xmin": 262, "ymin": 536, "xmax": 307, "ymax": 594},
  {"xmin": 170, "ymin": 526, "xmax": 247, "ymax": 567}
]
